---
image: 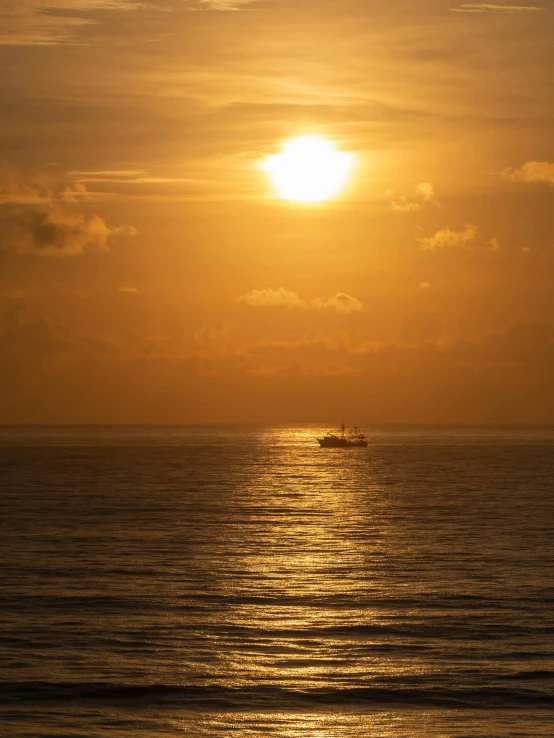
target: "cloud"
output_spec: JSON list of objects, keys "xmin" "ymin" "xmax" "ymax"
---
[
  {"xmin": 194, "ymin": 323, "xmax": 234, "ymax": 375},
  {"xmin": 1, "ymin": 304, "xmax": 67, "ymax": 357},
  {"xmin": 242, "ymin": 335, "xmax": 358, "ymax": 377},
  {"xmin": 503, "ymin": 161, "xmax": 554, "ymax": 186},
  {"xmin": 417, "ymin": 224, "xmax": 499, "ymax": 251},
  {"xmin": 192, "ymin": 0, "xmax": 258, "ymax": 10},
  {"xmin": 323, "ymin": 293, "xmax": 364, "ymax": 314},
  {"xmin": 0, "ymin": 0, "xmax": 152, "ymax": 46},
  {"xmin": 232, "ymin": 321, "xmax": 554, "ymax": 380},
  {"xmin": 415, "ymin": 182, "xmax": 436, "ymax": 202},
  {"xmin": 118, "ymin": 286, "xmax": 139, "ymax": 294},
  {"xmin": 3, "ymin": 307, "xmax": 554, "ymax": 422},
  {"xmin": 0, "ymin": 169, "xmax": 50, "ymax": 205},
  {"xmin": 0, "ymin": 179, "xmax": 92, "ymax": 206},
  {"xmin": 451, "ymin": 322, "xmax": 554, "ymax": 366},
  {"xmin": 0, "ymin": 165, "xmax": 96, "ymax": 204},
  {"xmin": 390, "ymin": 198, "xmax": 421, "ymax": 213},
  {"xmin": 390, "ymin": 182, "xmax": 438, "ymax": 213},
  {"xmin": 451, "ymin": 4, "xmax": 543, "ymax": 13},
  {"xmin": 195, "ymin": 323, "xmax": 233, "ymax": 355},
  {"xmin": 0, "ymin": 165, "xmax": 136, "ymax": 256},
  {"xmin": 1, "ymin": 207, "xmax": 113, "ymax": 257},
  {"xmin": 240, "ymin": 288, "xmax": 304, "ymax": 309},
  {"xmin": 46, "ymin": 0, "xmax": 145, "ymax": 6},
  {"xmin": 0, "ymin": 305, "xmax": 122, "ymax": 418},
  {"xmin": 239, "ymin": 288, "xmax": 363, "ymax": 313},
  {"xmin": 69, "ymin": 169, "xmax": 198, "ymax": 186}
]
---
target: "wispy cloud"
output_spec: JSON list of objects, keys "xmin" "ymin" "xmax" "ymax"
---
[
  {"xmin": 416, "ymin": 182, "xmax": 436, "ymax": 202},
  {"xmin": 0, "ymin": 1, "xmax": 153, "ymax": 46},
  {"xmin": 389, "ymin": 182, "xmax": 438, "ymax": 214},
  {"xmin": 504, "ymin": 161, "xmax": 554, "ymax": 185},
  {"xmin": 183, "ymin": 0, "xmax": 257, "ymax": 10},
  {"xmin": 239, "ymin": 288, "xmax": 363, "ymax": 314},
  {"xmin": 418, "ymin": 224, "xmax": 499, "ymax": 251},
  {"xmin": 451, "ymin": 4, "xmax": 543, "ymax": 13},
  {"xmin": 390, "ymin": 198, "xmax": 421, "ymax": 213},
  {"xmin": 0, "ymin": 165, "xmax": 108, "ymax": 205},
  {"xmin": 195, "ymin": 0, "xmax": 258, "ymax": 9},
  {"xmin": 69, "ymin": 169, "xmax": 198, "ymax": 186},
  {"xmin": 69, "ymin": 170, "xmax": 148, "ymax": 179}
]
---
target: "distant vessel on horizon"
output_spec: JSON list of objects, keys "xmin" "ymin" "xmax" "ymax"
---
[{"xmin": 317, "ymin": 423, "xmax": 368, "ymax": 448}]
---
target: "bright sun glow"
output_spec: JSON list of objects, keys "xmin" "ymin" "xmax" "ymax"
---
[{"xmin": 261, "ymin": 136, "xmax": 355, "ymax": 203}]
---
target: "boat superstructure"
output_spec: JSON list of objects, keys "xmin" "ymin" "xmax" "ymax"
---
[{"xmin": 317, "ymin": 424, "xmax": 368, "ymax": 448}]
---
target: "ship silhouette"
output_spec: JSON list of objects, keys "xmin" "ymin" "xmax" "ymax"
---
[{"xmin": 317, "ymin": 423, "xmax": 368, "ymax": 448}]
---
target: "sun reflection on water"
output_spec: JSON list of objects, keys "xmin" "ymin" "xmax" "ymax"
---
[{"xmin": 192, "ymin": 426, "xmax": 402, "ymax": 693}]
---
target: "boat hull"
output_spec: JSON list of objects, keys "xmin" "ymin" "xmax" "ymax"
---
[{"xmin": 317, "ymin": 438, "xmax": 368, "ymax": 448}]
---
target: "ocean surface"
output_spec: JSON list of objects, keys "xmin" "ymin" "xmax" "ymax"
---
[{"xmin": 1, "ymin": 425, "xmax": 553, "ymax": 737}]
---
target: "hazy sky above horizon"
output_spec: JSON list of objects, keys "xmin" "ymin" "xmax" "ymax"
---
[{"xmin": 1, "ymin": 0, "xmax": 554, "ymax": 423}]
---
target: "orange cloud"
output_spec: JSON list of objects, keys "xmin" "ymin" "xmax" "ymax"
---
[
  {"xmin": 0, "ymin": 165, "xmax": 100, "ymax": 205},
  {"xmin": 0, "ymin": 166, "xmax": 135, "ymax": 257},
  {"xmin": 239, "ymin": 288, "xmax": 363, "ymax": 313},
  {"xmin": 390, "ymin": 182, "xmax": 438, "ymax": 213},
  {"xmin": 504, "ymin": 161, "xmax": 554, "ymax": 185},
  {"xmin": 196, "ymin": 0, "xmax": 258, "ymax": 9},
  {"xmin": 0, "ymin": 207, "xmax": 135, "ymax": 257},
  {"xmin": 415, "ymin": 182, "xmax": 436, "ymax": 202},
  {"xmin": 390, "ymin": 198, "xmax": 421, "ymax": 213},
  {"xmin": 0, "ymin": 0, "xmax": 150, "ymax": 46},
  {"xmin": 452, "ymin": 4, "xmax": 542, "ymax": 13},
  {"xmin": 417, "ymin": 224, "xmax": 499, "ymax": 252}
]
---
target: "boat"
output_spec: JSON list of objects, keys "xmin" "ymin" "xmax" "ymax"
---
[{"xmin": 317, "ymin": 424, "xmax": 368, "ymax": 448}]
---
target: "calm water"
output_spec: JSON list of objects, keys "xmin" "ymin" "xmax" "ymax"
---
[{"xmin": 1, "ymin": 425, "xmax": 553, "ymax": 737}]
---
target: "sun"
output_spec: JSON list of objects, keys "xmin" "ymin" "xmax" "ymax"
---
[{"xmin": 261, "ymin": 135, "xmax": 355, "ymax": 204}]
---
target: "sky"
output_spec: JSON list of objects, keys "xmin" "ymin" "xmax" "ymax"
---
[{"xmin": 1, "ymin": 0, "xmax": 554, "ymax": 423}]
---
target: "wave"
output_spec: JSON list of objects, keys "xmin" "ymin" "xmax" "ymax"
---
[
  {"xmin": 499, "ymin": 670, "xmax": 554, "ymax": 681},
  {"xmin": 1, "ymin": 682, "xmax": 553, "ymax": 710}
]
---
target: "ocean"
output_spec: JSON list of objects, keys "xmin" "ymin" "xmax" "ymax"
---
[{"xmin": 1, "ymin": 424, "xmax": 553, "ymax": 737}]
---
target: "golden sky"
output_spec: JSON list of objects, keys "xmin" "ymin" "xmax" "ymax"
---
[{"xmin": 1, "ymin": 0, "xmax": 554, "ymax": 422}]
